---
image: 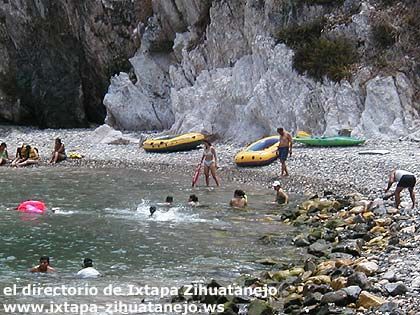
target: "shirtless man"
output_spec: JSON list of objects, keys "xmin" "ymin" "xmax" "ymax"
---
[
  {"xmin": 384, "ymin": 169, "xmax": 416, "ymax": 209},
  {"xmin": 30, "ymin": 256, "xmax": 56, "ymax": 273},
  {"xmin": 277, "ymin": 127, "xmax": 293, "ymax": 176}
]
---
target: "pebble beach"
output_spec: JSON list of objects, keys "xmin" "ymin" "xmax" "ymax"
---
[{"xmin": 2, "ymin": 124, "xmax": 420, "ymax": 314}]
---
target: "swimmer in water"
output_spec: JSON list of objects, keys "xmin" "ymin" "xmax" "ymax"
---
[
  {"xmin": 30, "ymin": 256, "xmax": 56, "ymax": 273},
  {"xmin": 229, "ymin": 190, "xmax": 247, "ymax": 208},
  {"xmin": 188, "ymin": 194, "xmax": 199, "ymax": 206},
  {"xmin": 149, "ymin": 206, "xmax": 157, "ymax": 217}
]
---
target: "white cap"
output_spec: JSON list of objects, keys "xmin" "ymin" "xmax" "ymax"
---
[{"xmin": 272, "ymin": 181, "xmax": 281, "ymax": 187}]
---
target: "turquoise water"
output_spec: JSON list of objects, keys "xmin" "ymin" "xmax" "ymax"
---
[{"xmin": 0, "ymin": 167, "xmax": 303, "ymax": 311}]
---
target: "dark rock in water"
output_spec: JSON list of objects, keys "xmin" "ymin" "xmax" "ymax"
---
[
  {"xmin": 303, "ymin": 291, "xmax": 323, "ymax": 306},
  {"xmin": 347, "ymin": 272, "xmax": 369, "ymax": 289},
  {"xmin": 332, "ymin": 240, "xmax": 363, "ymax": 257},
  {"xmin": 248, "ymin": 299, "xmax": 274, "ymax": 315},
  {"xmin": 308, "ymin": 240, "xmax": 332, "ymax": 257},
  {"xmin": 384, "ymin": 282, "xmax": 408, "ymax": 296},
  {"xmin": 243, "ymin": 277, "xmax": 261, "ymax": 287},
  {"xmin": 258, "ymin": 234, "xmax": 287, "ymax": 245},
  {"xmin": 323, "ymin": 191, "xmax": 334, "ymax": 197},
  {"xmin": 342, "ymin": 285, "xmax": 362, "ymax": 303},
  {"xmin": 304, "ymin": 258, "xmax": 317, "ymax": 273},
  {"xmin": 294, "ymin": 236, "xmax": 311, "ymax": 247},
  {"xmin": 321, "ymin": 290, "xmax": 349, "ymax": 306},
  {"xmin": 281, "ymin": 209, "xmax": 301, "ymax": 221}
]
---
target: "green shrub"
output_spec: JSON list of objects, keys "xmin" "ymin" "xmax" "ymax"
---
[
  {"xmin": 372, "ymin": 22, "xmax": 396, "ymax": 49},
  {"xmin": 275, "ymin": 18, "xmax": 326, "ymax": 49},
  {"xmin": 293, "ymin": 37, "xmax": 358, "ymax": 82}
]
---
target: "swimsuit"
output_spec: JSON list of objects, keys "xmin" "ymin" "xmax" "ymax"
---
[
  {"xmin": 396, "ymin": 170, "xmax": 416, "ymax": 188},
  {"xmin": 278, "ymin": 147, "xmax": 289, "ymax": 161},
  {"xmin": 203, "ymin": 147, "xmax": 215, "ymax": 167},
  {"xmin": 0, "ymin": 150, "xmax": 7, "ymax": 159}
]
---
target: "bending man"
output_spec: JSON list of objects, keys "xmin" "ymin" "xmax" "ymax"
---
[{"xmin": 384, "ymin": 169, "xmax": 416, "ymax": 209}]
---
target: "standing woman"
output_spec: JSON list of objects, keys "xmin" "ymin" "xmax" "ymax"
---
[
  {"xmin": 202, "ymin": 140, "xmax": 220, "ymax": 186},
  {"xmin": 49, "ymin": 138, "xmax": 66, "ymax": 164}
]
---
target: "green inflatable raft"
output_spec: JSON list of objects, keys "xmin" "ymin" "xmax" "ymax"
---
[{"xmin": 293, "ymin": 136, "xmax": 365, "ymax": 147}]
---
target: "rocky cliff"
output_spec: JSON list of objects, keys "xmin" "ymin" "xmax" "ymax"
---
[
  {"xmin": 104, "ymin": 0, "xmax": 420, "ymax": 142},
  {"xmin": 0, "ymin": 0, "xmax": 152, "ymax": 127},
  {"xmin": 1, "ymin": 0, "xmax": 419, "ymax": 141}
]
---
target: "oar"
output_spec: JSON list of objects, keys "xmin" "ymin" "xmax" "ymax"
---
[{"xmin": 192, "ymin": 156, "xmax": 205, "ymax": 187}]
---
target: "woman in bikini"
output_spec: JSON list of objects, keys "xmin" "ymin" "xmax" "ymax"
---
[{"xmin": 202, "ymin": 140, "xmax": 220, "ymax": 186}]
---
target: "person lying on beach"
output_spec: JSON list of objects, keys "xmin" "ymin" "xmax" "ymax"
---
[
  {"xmin": 270, "ymin": 181, "xmax": 288, "ymax": 205},
  {"xmin": 229, "ymin": 190, "xmax": 247, "ymax": 208},
  {"xmin": 0, "ymin": 142, "xmax": 10, "ymax": 165},
  {"xmin": 188, "ymin": 194, "xmax": 199, "ymax": 206},
  {"xmin": 77, "ymin": 258, "xmax": 100, "ymax": 278},
  {"xmin": 12, "ymin": 144, "xmax": 40, "ymax": 167},
  {"xmin": 30, "ymin": 256, "xmax": 56, "ymax": 273},
  {"xmin": 49, "ymin": 138, "xmax": 66, "ymax": 164},
  {"xmin": 384, "ymin": 169, "xmax": 416, "ymax": 209}
]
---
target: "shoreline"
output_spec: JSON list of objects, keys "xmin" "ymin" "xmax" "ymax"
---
[{"xmin": 2, "ymin": 124, "xmax": 419, "ymax": 198}]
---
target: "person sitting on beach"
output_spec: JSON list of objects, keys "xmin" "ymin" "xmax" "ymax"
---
[
  {"xmin": 77, "ymin": 258, "xmax": 100, "ymax": 278},
  {"xmin": 202, "ymin": 140, "xmax": 220, "ymax": 186},
  {"xmin": 13, "ymin": 144, "xmax": 40, "ymax": 167},
  {"xmin": 49, "ymin": 138, "xmax": 66, "ymax": 164},
  {"xmin": 188, "ymin": 194, "xmax": 199, "ymax": 206},
  {"xmin": 0, "ymin": 142, "xmax": 10, "ymax": 165},
  {"xmin": 384, "ymin": 169, "xmax": 416, "ymax": 209},
  {"xmin": 11, "ymin": 147, "xmax": 23, "ymax": 167},
  {"xmin": 271, "ymin": 181, "xmax": 289, "ymax": 205},
  {"xmin": 30, "ymin": 256, "xmax": 56, "ymax": 273},
  {"xmin": 229, "ymin": 190, "xmax": 248, "ymax": 208}
]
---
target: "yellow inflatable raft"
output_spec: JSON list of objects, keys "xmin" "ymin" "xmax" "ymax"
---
[
  {"xmin": 143, "ymin": 133, "xmax": 205, "ymax": 153},
  {"xmin": 235, "ymin": 136, "xmax": 279, "ymax": 166}
]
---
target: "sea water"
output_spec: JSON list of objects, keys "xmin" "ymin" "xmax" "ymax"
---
[{"xmin": 0, "ymin": 167, "xmax": 304, "ymax": 312}]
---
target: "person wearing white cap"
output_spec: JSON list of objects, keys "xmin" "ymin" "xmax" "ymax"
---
[{"xmin": 272, "ymin": 181, "xmax": 288, "ymax": 205}]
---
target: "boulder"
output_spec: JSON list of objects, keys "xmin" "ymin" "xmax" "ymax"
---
[
  {"xmin": 342, "ymin": 285, "xmax": 362, "ymax": 303},
  {"xmin": 347, "ymin": 272, "xmax": 369, "ymax": 289},
  {"xmin": 321, "ymin": 290, "xmax": 349, "ymax": 306},
  {"xmin": 248, "ymin": 299, "xmax": 274, "ymax": 315},
  {"xmin": 355, "ymin": 261, "xmax": 379, "ymax": 276},
  {"xmin": 384, "ymin": 282, "xmax": 408, "ymax": 297},
  {"xmin": 356, "ymin": 291, "xmax": 386, "ymax": 308}
]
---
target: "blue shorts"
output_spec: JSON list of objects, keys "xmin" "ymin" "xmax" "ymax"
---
[{"xmin": 278, "ymin": 147, "xmax": 289, "ymax": 161}]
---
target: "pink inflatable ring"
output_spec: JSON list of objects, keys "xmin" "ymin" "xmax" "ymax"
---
[{"xmin": 17, "ymin": 201, "xmax": 47, "ymax": 214}]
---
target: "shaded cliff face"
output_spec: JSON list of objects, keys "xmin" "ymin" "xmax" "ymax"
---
[
  {"xmin": 0, "ymin": 0, "xmax": 152, "ymax": 128},
  {"xmin": 104, "ymin": 0, "xmax": 420, "ymax": 141}
]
